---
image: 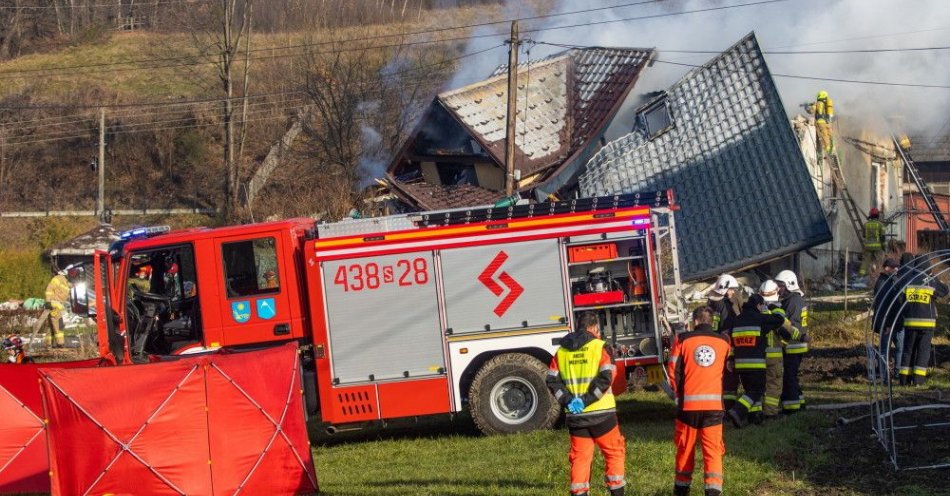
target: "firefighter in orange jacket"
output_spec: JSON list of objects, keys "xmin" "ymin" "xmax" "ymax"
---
[
  {"xmin": 547, "ymin": 312, "xmax": 626, "ymax": 496},
  {"xmin": 668, "ymin": 306, "xmax": 731, "ymax": 496}
]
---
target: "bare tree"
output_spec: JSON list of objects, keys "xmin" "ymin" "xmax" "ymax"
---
[{"xmin": 183, "ymin": 0, "xmax": 254, "ymax": 220}]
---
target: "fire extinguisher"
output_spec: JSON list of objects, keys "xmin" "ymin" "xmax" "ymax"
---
[{"xmin": 627, "ymin": 262, "xmax": 646, "ymax": 297}]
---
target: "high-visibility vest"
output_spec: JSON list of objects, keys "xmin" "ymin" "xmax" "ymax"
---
[
  {"xmin": 864, "ymin": 220, "xmax": 883, "ymax": 250},
  {"xmin": 556, "ymin": 339, "xmax": 616, "ymax": 414}
]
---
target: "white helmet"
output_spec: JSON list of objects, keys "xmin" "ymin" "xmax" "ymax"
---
[
  {"xmin": 759, "ymin": 279, "xmax": 780, "ymax": 303},
  {"xmin": 774, "ymin": 270, "xmax": 800, "ymax": 292},
  {"xmin": 711, "ymin": 274, "xmax": 740, "ymax": 296}
]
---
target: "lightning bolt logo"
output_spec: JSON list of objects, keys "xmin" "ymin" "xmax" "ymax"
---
[{"xmin": 478, "ymin": 251, "xmax": 525, "ymax": 317}]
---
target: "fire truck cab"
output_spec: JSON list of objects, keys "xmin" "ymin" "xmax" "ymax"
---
[{"xmin": 92, "ymin": 192, "xmax": 683, "ymax": 435}]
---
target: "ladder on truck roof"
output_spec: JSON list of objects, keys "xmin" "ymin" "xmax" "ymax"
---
[
  {"xmin": 315, "ymin": 191, "xmax": 675, "ymax": 238},
  {"xmin": 893, "ymin": 135, "xmax": 949, "ymax": 231}
]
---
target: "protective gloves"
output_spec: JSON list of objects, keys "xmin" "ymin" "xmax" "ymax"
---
[{"xmin": 567, "ymin": 397, "xmax": 585, "ymax": 414}]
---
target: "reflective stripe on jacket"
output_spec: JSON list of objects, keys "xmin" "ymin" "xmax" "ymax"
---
[{"xmin": 555, "ymin": 339, "xmax": 616, "ymax": 414}]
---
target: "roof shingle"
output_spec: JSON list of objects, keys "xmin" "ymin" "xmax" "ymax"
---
[{"xmin": 580, "ymin": 33, "xmax": 831, "ymax": 281}]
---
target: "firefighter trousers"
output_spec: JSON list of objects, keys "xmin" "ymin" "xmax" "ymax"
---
[
  {"xmin": 899, "ymin": 329, "xmax": 933, "ymax": 385},
  {"xmin": 569, "ymin": 423, "xmax": 626, "ymax": 495},
  {"xmin": 731, "ymin": 371, "xmax": 765, "ymax": 423},
  {"xmin": 859, "ymin": 248, "xmax": 883, "ymax": 277},
  {"xmin": 764, "ymin": 358, "xmax": 784, "ymax": 417},
  {"xmin": 722, "ymin": 367, "xmax": 739, "ymax": 411},
  {"xmin": 816, "ymin": 120, "xmax": 833, "ymax": 154},
  {"xmin": 781, "ymin": 353, "xmax": 804, "ymax": 412},
  {"xmin": 674, "ymin": 417, "xmax": 724, "ymax": 494}
]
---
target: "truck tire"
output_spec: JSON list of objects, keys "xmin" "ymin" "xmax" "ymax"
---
[{"xmin": 468, "ymin": 353, "xmax": 559, "ymax": 435}]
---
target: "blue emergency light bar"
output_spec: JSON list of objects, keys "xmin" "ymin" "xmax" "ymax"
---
[{"xmin": 118, "ymin": 225, "xmax": 171, "ymax": 240}]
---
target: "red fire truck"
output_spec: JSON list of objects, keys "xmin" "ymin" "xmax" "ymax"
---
[{"xmin": 90, "ymin": 192, "xmax": 683, "ymax": 434}]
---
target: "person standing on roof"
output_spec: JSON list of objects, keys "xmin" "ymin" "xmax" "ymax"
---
[
  {"xmin": 546, "ymin": 312, "xmax": 626, "ymax": 496},
  {"xmin": 706, "ymin": 274, "xmax": 742, "ymax": 410},
  {"xmin": 859, "ymin": 208, "xmax": 885, "ymax": 277},
  {"xmin": 668, "ymin": 307, "xmax": 730, "ymax": 496},
  {"xmin": 44, "ymin": 267, "xmax": 71, "ymax": 348},
  {"xmin": 775, "ymin": 270, "xmax": 809, "ymax": 413},
  {"xmin": 725, "ymin": 294, "xmax": 792, "ymax": 428},
  {"xmin": 808, "ymin": 90, "xmax": 834, "ymax": 155},
  {"xmin": 897, "ymin": 254, "xmax": 948, "ymax": 386}
]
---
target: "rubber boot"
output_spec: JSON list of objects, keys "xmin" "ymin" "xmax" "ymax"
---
[
  {"xmin": 609, "ymin": 487, "xmax": 624, "ymax": 496},
  {"xmin": 750, "ymin": 411, "xmax": 763, "ymax": 426},
  {"xmin": 898, "ymin": 375, "xmax": 908, "ymax": 387},
  {"xmin": 705, "ymin": 489, "xmax": 722, "ymax": 496},
  {"xmin": 726, "ymin": 408, "xmax": 744, "ymax": 429},
  {"xmin": 674, "ymin": 485, "xmax": 690, "ymax": 496}
]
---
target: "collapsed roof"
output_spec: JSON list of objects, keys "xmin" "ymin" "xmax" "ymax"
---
[
  {"xmin": 387, "ymin": 47, "xmax": 653, "ymax": 210},
  {"xmin": 580, "ymin": 33, "xmax": 832, "ymax": 281}
]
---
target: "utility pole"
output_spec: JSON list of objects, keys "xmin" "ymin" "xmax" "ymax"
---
[
  {"xmin": 504, "ymin": 20, "xmax": 519, "ymax": 196},
  {"xmin": 97, "ymin": 107, "xmax": 106, "ymax": 223}
]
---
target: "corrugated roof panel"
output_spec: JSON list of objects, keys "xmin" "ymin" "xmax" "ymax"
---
[{"xmin": 580, "ymin": 33, "xmax": 832, "ymax": 281}]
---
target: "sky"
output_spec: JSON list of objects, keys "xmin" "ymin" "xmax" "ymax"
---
[{"xmin": 444, "ymin": 0, "xmax": 950, "ymax": 139}]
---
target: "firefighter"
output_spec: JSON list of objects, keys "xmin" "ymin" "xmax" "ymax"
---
[
  {"xmin": 725, "ymin": 294, "xmax": 792, "ymax": 428},
  {"xmin": 758, "ymin": 280, "xmax": 787, "ymax": 419},
  {"xmin": 897, "ymin": 255, "xmax": 948, "ymax": 386},
  {"xmin": 668, "ymin": 307, "xmax": 730, "ymax": 496},
  {"xmin": 546, "ymin": 312, "xmax": 626, "ymax": 496},
  {"xmin": 775, "ymin": 270, "xmax": 809, "ymax": 413},
  {"xmin": 706, "ymin": 274, "xmax": 742, "ymax": 409},
  {"xmin": 808, "ymin": 90, "xmax": 834, "ymax": 154},
  {"xmin": 44, "ymin": 267, "xmax": 71, "ymax": 348},
  {"xmin": 706, "ymin": 274, "xmax": 742, "ymax": 332},
  {"xmin": 873, "ymin": 258, "xmax": 902, "ymax": 377},
  {"xmin": 859, "ymin": 208, "xmax": 885, "ymax": 277}
]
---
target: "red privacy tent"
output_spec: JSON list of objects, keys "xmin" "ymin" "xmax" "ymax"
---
[
  {"xmin": 0, "ymin": 359, "xmax": 102, "ymax": 494},
  {"xmin": 40, "ymin": 343, "xmax": 318, "ymax": 495}
]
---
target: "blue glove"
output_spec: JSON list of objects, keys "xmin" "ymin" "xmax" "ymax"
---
[{"xmin": 567, "ymin": 397, "xmax": 585, "ymax": 414}]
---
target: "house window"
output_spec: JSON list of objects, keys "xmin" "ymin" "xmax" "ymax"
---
[
  {"xmin": 638, "ymin": 97, "xmax": 674, "ymax": 139},
  {"xmin": 437, "ymin": 163, "xmax": 478, "ymax": 186},
  {"xmin": 222, "ymin": 237, "xmax": 280, "ymax": 298}
]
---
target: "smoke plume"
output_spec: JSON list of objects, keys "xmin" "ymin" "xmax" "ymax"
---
[{"xmin": 449, "ymin": 0, "xmax": 950, "ymax": 138}]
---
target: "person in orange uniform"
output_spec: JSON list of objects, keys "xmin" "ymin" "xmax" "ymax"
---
[
  {"xmin": 546, "ymin": 312, "xmax": 626, "ymax": 496},
  {"xmin": 668, "ymin": 307, "xmax": 730, "ymax": 496}
]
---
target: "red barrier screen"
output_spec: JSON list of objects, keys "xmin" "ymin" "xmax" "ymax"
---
[
  {"xmin": 0, "ymin": 359, "xmax": 103, "ymax": 494},
  {"xmin": 41, "ymin": 343, "xmax": 317, "ymax": 496}
]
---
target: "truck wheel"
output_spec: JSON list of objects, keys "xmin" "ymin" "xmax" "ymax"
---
[{"xmin": 468, "ymin": 353, "xmax": 559, "ymax": 435}]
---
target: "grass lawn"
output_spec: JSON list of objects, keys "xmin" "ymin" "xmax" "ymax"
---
[
  {"xmin": 309, "ymin": 305, "xmax": 950, "ymax": 495},
  {"xmin": 311, "ymin": 391, "xmax": 820, "ymax": 496}
]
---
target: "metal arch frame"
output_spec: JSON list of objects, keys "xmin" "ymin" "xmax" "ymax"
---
[{"xmin": 865, "ymin": 250, "xmax": 950, "ymax": 470}]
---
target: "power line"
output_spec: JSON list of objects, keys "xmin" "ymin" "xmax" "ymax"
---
[
  {"xmin": 0, "ymin": 43, "xmax": 503, "ymax": 113},
  {"xmin": 0, "ymin": 0, "xmax": 784, "ymax": 79},
  {"xmin": 538, "ymin": 41, "xmax": 950, "ymax": 89},
  {"xmin": 0, "ymin": 0, "xmax": 664, "ymax": 77}
]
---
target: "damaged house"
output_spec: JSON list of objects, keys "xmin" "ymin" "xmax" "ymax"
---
[
  {"xmin": 579, "ymin": 33, "xmax": 832, "ymax": 282},
  {"xmin": 792, "ymin": 115, "xmax": 904, "ymax": 278},
  {"xmin": 385, "ymin": 47, "xmax": 653, "ymax": 210}
]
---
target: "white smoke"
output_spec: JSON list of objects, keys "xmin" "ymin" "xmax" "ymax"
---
[{"xmin": 449, "ymin": 0, "xmax": 950, "ymax": 137}]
